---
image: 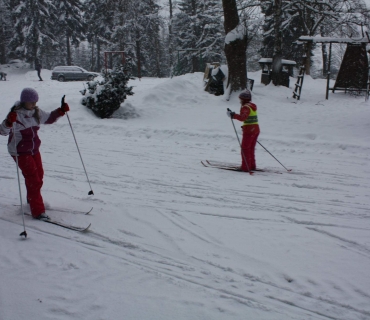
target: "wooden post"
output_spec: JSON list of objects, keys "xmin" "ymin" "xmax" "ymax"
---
[{"xmin": 326, "ymin": 42, "xmax": 332, "ymax": 100}]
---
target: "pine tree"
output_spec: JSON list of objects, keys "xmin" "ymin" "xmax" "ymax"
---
[
  {"xmin": 173, "ymin": 0, "xmax": 224, "ymax": 75},
  {"xmin": 0, "ymin": 0, "xmax": 12, "ymax": 63},
  {"xmin": 83, "ymin": 63, "xmax": 134, "ymax": 119},
  {"xmin": 73, "ymin": 42, "xmax": 90, "ymax": 70},
  {"xmin": 173, "ymin": 0, "xmax": 201, "ymax": 74},
  {"xmin": 260, "ymin": 0, "xmax": 304, "ymax": 65},
  {"xmin": 198, "ymin": 0, "xmax": 225, "ymax": 65},
  {"xmin": 109, "ymin": 0, "xmax": 163, "ymax": 78},
  {"xmin": 9, "ymin": 0, "xmax": 58, "ymax": 65},
  {"xmin": 54, "ymin": 0, "xmax": 86, "ymax": 66},
  {"xmin": 138, "ymin": 0, "xmax": 164, "ymax": 77},
  {"xmin": 85, "ymin": 0, "xmax": 114, "ymax": 71},
  {"xmin": 261, "ymin": 0, "xmax": 370, "ymax": 76}
]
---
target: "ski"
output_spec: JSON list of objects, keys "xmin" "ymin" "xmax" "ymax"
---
[
  {"xmin": 206, "ymin": 160, "xmax": 239, "ymax": 168},
  {"xmin": 15, "ymin": 205, "xmax": 93, "ymax": 215},
  {"xmin": 201, "ymin": 161, "xmax": 244, "ymax": 174},
  {"xmin": 24, "ymin": 213, "xmax": 91, "ymax": 232},
  {"xmin": 40, "ymin": 218, "xmax": 91, "ymax": 232},
  {"xmin": 202, "ymin": 160, "xmax": 283, "ymax": 174},
  {"xmin": 201, "ymin": 161, "xmax": 242, "ymax": 171},
  {"xmin": 47, "ymin": 207, "xmax": 93, "ymax": 215}
]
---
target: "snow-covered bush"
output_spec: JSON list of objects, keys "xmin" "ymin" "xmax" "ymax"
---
[{"xmin": 81, "ymin": 64, "xmax": 134, "ymax": 119}]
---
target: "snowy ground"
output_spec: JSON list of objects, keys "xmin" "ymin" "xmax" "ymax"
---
[{"xmin": 1, "ymin": 64, "xmax": 370, "ymax": 320}]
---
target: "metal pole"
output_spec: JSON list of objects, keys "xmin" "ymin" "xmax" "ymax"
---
[
  {"xmin": 62, "ymin": 96, "xmax": 94, "ymax": 195},
  {"xmin": 12, "ymin": 122, "xmax": 27, "ymax": 237},
  {"xmin": 257, "ymin": 141, "xmax": 291, "ymax": 172}
]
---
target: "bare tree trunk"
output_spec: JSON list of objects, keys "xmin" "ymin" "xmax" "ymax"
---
[
  {"xmin": 320, "ymin": 26, "xmax": 328, "ymax": 77},
  {"xmin": 271, "ymin": 0, "xmax": 283, "ymax": 86},
  {"xmin": 192, "ymin": 55, "xmax": 198, "ymax": 73},
  {"xmin": 168, "ymin": 0, "xmax": 173, "ymax": 74},
  {"xmin": 136, "ymin": 32, "xmax": 142, "ymax": 79},
  {"xmin": 97, "ymin": 38, "xmax": 101, "ymax": 72},
  {"xmin": 0, "ymin": 21, "xmax": 6, "ymax": 64},
  {"xmin": 66, "ymin": 34, "xmax": 72, "ymax": 66},
  {"xmin": 90, "ymin": 40, "xmax": 95, "ymax": 71},
  {"xmin": 222, "ymin": 0, "xmax": 247, "ymax": 92},
  {"xmin": 191, "ymin": 0, "xmax": 198, "ymax": 73},
  {"xmin": 155, "ymin": 36, "xmax": 161, "ymax": 77},
  {"xmin": 0, "ymin": 1, "xmax": 5, "ymax": 64},
  {"xmin": 304, "ymin": 42, "xmax": 312, "ymax": 76},
  {"xmin": 322, "ymin": 43, "xmax": 328, "ymax": 77}
]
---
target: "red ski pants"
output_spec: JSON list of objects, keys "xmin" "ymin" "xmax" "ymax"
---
[
  {"xmin": 12, "ymin": 153, "xmax": 45, "ymax": 218},
  {"xmin": 241, "ymin": 125, "xmax": 260, "ymax": 171}
]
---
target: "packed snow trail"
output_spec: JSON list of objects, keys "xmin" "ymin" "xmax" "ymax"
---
[{"xmin": 1, "ymin": 66, "xmax": 370, "ymax": 320}]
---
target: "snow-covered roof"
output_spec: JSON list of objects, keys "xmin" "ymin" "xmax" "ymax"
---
[
  {"xmin": 298, "ymin": 36, "xmax": 370, "ymax": 44},
  {"xmin": 258, "ymin": 58, "xmax": 296, "ymax": 65}
]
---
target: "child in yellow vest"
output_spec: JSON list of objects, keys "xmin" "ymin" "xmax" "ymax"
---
[{"xmin": 227, "ymin": 89, "xmax": 260, "ymax": 171}]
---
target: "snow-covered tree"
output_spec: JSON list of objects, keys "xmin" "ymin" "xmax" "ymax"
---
[
  {"xmin": 260, "ymin": 1, "xmax": 305, "ymax": 66},
  {"xmin": 262, "ymin": 0, "xmax": 370, "ymax": 75},
  {"xmin": 54, "ymin": 0, "xmax": 86, "ymax": 66},
  {"xmin": 0, "ymin": 0, "xmax": 12, "ymax": 63},
  {"xmin": 84, "ymin": 0, "xmax": 114, "ymax": 71},
  {"xmin": 167, "ymin": 0, "xmax": 175, "ymax": 75},
  {"xmin": 73, "ymin": 42, "xmax": 90, "ymax": 70},
  {"xmin": 222, "ymin": 0, "xmax": 248, "ymax": 92},
  {"xmin": 82, "ymin": 63, "xmax": 134, "ymax": 119},
  {"xmin": 109, "ymin": 0, "xmax": 163, "ymax": 77},
  {"xmin": 9, "ymin": 0, "xmax": 58, "ymax": 65},
  {"xmin": 172, "ymin": 0, "xmax": 224, "ymax": 75}
]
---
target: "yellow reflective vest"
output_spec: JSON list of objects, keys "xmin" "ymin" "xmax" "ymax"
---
[{"xmin": 243, "ymin": 105, "xmax": 258, "ymax": 126}]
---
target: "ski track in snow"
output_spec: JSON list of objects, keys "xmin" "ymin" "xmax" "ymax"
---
[{"xmin": 1, "ymin": 69, "xmax": 370, "ymax": 320}]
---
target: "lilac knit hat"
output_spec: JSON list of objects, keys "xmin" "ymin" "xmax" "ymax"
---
[{"xmin": 20, "ymin": 88, "xmax": 39, "ymax": 103}]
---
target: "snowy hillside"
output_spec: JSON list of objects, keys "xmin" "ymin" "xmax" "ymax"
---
[{"xmin": 1, "ymin": 64, "xmax": 370, "ymax": 320}]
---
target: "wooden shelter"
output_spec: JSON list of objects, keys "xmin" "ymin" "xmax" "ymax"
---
[{"xmin": 297, "ymin": 36, "xmax": 370, "ymax": 100}]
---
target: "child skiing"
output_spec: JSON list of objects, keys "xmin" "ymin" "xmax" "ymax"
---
[
  {"xmin": 227, "ymin": 89, "xmax": 260, "ymax": 172},
  {"xmin": 0, "ymin": 88, "xmax": 70, "ymax": 219}
]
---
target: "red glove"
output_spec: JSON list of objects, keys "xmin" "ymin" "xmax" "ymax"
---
[
  {"xmin": 58, "ymin": 103, "xmax": 70, "ymax": 115},
  {"xmin": 5, "ymin": 112, "xmax": 17, "ymax": 127},
  {"xmin": 61, "ymin": 103, "xmax": 70, "ymax": 113}
]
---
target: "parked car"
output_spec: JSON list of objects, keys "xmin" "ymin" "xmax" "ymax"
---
[{"xmin": 51, "ymin": 66, "xmax": 100, "ymax": 82}]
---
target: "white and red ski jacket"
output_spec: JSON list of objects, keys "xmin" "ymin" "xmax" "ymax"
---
[{"xmin": 0, "ymin": 103, "xmax": 64, "ymax": 156}]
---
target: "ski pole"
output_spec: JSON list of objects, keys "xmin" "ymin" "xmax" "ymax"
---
[
  {"xmin": 227, "ymin": 108, "xmax": 252, "ymax": 175},
  {"xmin": 62, "ymin": 95, "xmax": 94, "ymax": 195},
  {"xmin": 257, "ymin": 140, "xmax": 291, "ymax": 172},
  {"xmin": 12, "ymin": 122, "xmax": 27, "ymax": 238}
]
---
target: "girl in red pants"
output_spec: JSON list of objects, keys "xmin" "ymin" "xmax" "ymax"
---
[
  {"xmin": 0, "ymin": 88, "xmax": 69, "ymax": 219},
  {"xmin": 227, "ymin": 89, "xmax": 260, "ymax": 172}
]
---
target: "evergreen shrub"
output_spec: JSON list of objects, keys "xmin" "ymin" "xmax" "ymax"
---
[{"xmin": 81, "ymin": 63, "xmax": 134, "ymax": 118}]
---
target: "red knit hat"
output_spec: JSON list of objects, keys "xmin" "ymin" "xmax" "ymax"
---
[{"xmin": 239, "ymin": 89, "xmax": 251, "ymax": 102}]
